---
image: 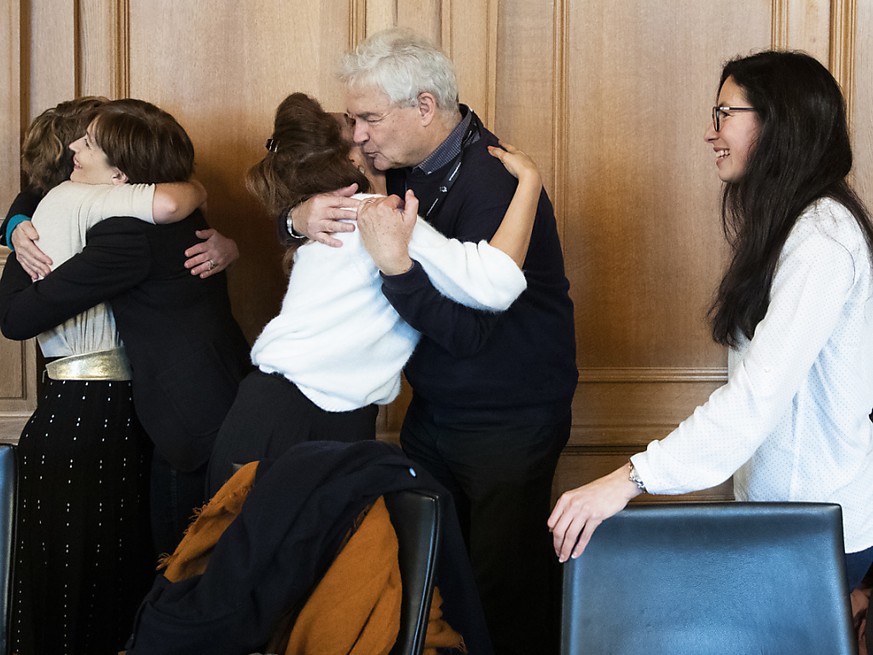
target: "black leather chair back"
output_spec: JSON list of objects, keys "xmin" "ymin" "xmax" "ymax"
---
[
  {"xmin": 561, "ymin": 502, "xmax": 854, "ymax": 655},
  {"xmin": 0, "ymin": 445, "xmax": 16, "ymax": 655},
  {"xmin": 384, "ymin": 489, "xmax": 442, "ymax": 655}
]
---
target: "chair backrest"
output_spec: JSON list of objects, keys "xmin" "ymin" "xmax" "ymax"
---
[
  {"xmin": 561, "ymin": 502, "xmax": 855, "ymax": 655},
  {"xmin": 0, "ymin": 445, "xmax": 16, "ymax": 655},
  {"xmin": 384, "ymin": 489, "xmax": 442, "ymax": 655}
]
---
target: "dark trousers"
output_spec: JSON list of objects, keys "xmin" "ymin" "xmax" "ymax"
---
[
  {"xmin": 400, "ymin": 397, "xmax": 570, "ymax": 655},
  {"xmin": 846, "ymin": 545, "xmax": 873, "ymax": 590},
  {"xmin": 150, "ymin": 452, "xmax": 208, "ymax": 557},
  {"xmin": 206, "ymin": 370, "xmax": 379, "ymax": 496}
]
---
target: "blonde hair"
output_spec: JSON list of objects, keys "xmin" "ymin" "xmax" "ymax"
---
[{"xmin": 21, "ymin": 96, "xmax": 108, "ymax": 194}]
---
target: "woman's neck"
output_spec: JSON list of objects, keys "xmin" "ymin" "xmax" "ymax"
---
[{"xmin": 366, "ymin": 169, "xmax": 387, "ymax": 195}]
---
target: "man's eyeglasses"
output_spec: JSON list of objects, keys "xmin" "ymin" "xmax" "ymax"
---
[{"xmin": 712, "ymin": 106, "xmax": 756, "ymax": 132}]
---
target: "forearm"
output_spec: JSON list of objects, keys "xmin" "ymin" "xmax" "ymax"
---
[
  {"xmin": 1, "ymin": 219, "xmax": 148, "ymax": 339},
  {"xmin": 488, "ymin": 171, "xmax": 541, "ymax": 267},
  {"xmin": 381, "ymin": 261, "xmax": 501, "ymax": 356},
  {"xmin": 2, "ymin": 190, "xmax": 41, "ymax": 248},
  {"xmin": 152, "ymin": 179, "xmax": 207, "ymax": 224},
  {"xmin": 635, "ymin": 231, "xmax": 856, "ymax": 494},
  {"xmin": 0, "ymin": 255, "xmax": 55, "ymax": 339},
  {"xmin": 3, "ymin": 215, "xmax": 31, "ymax": 249},
  {"xmin": 284, "ymin": 187, "xmax": 361, "ymax": 248},
  {"xmin": 384, "ymin": 165, "xmax": 521, "ymax": 354},
  {"xmin": 408, "ymin": 218, "xmax": 526, "ymax": 311}
]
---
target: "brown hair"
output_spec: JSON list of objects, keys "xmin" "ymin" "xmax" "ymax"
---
[
  {"xmin": 90, "ymin": 99, "xmax": 195, "ymax": 184},
  {"xmin": 247, "ymin": 93, "xmax": 369, "ymax": 268},
  {"xmin": 21, "ymin": 96, "xmax": 109, "ymax": 194}
]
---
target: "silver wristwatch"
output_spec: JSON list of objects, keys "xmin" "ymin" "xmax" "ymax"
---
[
  {"xmin": 628, "ymin": 461, "xmax": 646, "ymax": 492},
  {"xmin": 285, "ymin": 207, "xmax": 307, "ymax": 240}
]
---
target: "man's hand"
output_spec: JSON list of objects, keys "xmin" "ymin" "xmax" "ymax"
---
[
  {"xmin": 357, "ymin": 190, "xmax": 417, "ymax": 275},
  {"xmin": 184, "ymin": 229, "xmax": 239, "ymax": 278},
  {"xmin": 11, "ymin": 221, "xmax": 52, "ymax": 280},
  {"xmin": 291, "ymin": 184, "xmax": 361, "ymax": 248}
]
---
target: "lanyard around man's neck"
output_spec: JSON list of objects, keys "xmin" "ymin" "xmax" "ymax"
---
[{"xmin": 418, "ymin": 112, "xmax": 481, "ymax": 221}]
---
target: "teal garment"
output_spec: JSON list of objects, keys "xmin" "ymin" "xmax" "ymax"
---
[
  {"xmin": 1, "ymin": 189, "xmax": 41, "ymax": 248},
  {"xmin": 4, "ymin": 215, "xmax": 30, "ymax": 249}
]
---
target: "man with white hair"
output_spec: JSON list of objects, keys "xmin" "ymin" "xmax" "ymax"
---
[{"xmin": 290, "ymin": 28, "xmax": 577, "ymax": 654}]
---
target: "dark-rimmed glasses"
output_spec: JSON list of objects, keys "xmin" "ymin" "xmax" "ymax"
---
[{"xmin": 712, "ymin": 106, "xmax": 756, "ymax": 132}]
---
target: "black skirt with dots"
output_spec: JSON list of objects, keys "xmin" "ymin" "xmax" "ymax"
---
[{"xmin": 11, "ymin": 377, "xmax": 154, "ymax": 655}]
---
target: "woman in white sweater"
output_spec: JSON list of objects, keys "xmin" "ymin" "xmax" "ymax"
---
[
  {"xmin": 208, "ymin": 93, "xmax": 542, "ymax": 492},
  {"xmin": 549, "ymin": 51, "xmax": 873, "ymax": 592}
]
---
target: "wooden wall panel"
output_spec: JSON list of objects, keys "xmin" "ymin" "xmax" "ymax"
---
[
  {"xmin": 396, "ymin": 0, "xmax": 442, "ymax": 42},
  {"xmin": 442, "ymin": 1, "xmax": 497, "ymax": 127},
  {"xmin": 852, "ymin": 0, "xmax": 872, "ymax": 208},
  {"xmin": 2, "ymin": 0, "xmax": 872, "ymax": 478},
  {"xmin": 566, "ymin": 0, "xmax": 770, "ymax": 371},
  {"xmin": 555, "ymin": 0, "xmax": 773, "ymax": 499},
  {"xmin": 0, "ymin": 0, "xmax": 37, "ymax": 441},
  {"xmin": 1, "ymin": 0, "xmax": 21, "ymax": 208},
  {"xmin": 493, "ymin": 0, "xmax": 557, "ymax": 200},
  {"xmin": 363, "ymin": 0, "xmax": 399, "ymax": 35},
  {"xmin": 122, "ymin": 0, "xmax": 356, "ymax": 343},
  {"xmin": 25, "ymin": 0, "xmax": 76, "ymax": 119},
  {"xmin": 78, "ymin": 0, "xmax": 129, "ymax": 99},
  {"xmin": 772, "ymin": 0, "xmax": 830, "ymax": 58}
]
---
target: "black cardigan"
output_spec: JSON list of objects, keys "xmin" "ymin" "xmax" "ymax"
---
[
  {"xmin": 127, "ymin": 439, "xmax": 493, "ymax": 654},
  {"xmin": 0, "ymin": 197, "xmax": 250, "ymax": 471},
  {"xmin": 383, "ymin": 110, "xmax": 577, "ymax": 425}
]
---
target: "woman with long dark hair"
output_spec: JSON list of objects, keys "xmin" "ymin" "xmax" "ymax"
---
[{"xmin": 549, "ymin": 50, "xmax": 873, "ymax": 590}]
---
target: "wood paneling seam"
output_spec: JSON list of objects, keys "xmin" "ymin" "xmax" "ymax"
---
[
  {"xmin": 579, "ymin": 367, "xmax": 729, "ymax": 383},
  {"xmin": 349, "ymin": 0, "xmax": 366, "ymax": 48},
  {"xmin": 115, "ymin": 0, "xmax": 130, "ymax": 99},
  {"xmin": 73, "ymin": 0, "xmax": 82, "ymax": 96},
  {"xmin": 440, "ymin": 0, "xmax": 451, "ymax": 60},
  {"xmin": 484, "ymin": 0, "xmax": 498, "ymax": 127},
  {"xmin": 830, "ymin": 0, "xmax": 856, "ymax": 125},
  {"xmin": 552, "ymin": 0, "xmax": 568, "ymax": 236},
  {"xmin": 770, "ymin": 0, "xmax": 788, "ymax": 49}
]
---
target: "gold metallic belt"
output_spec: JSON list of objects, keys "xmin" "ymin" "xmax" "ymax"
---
[{"xmin": 45, "ymin": 347, "xmax": 133, "ymax": 381}]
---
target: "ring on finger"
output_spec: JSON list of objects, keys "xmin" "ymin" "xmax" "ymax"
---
[{"xmin": 207, "ymin": 259, "xmax": 216, "ymax": 271}]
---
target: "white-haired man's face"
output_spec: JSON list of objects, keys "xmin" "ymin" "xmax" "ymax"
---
[{"xmin": 345, "ymin": 87, "xmax": 431, "ymax": 171}]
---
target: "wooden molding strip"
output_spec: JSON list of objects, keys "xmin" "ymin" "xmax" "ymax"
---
[
  {"xmin": 349, "ymin": 0, "xmax": 367, "ymax": 49},
  {"xmin": 770, "ymin": 0, "xmax": 789, "ymax": 49},
  {"xmin": 561, "ymin": 439, "xmax": 679, "ymax": 455},
  {"xmin": 439, "ymin": 0, "xmax": 451, "ymax": 58},
  {"xmin": 830, "ymin": 0, "xmax": 856, "ymax": 125},
  {"xmin": 114, "ymin": 0, "xmax": 130, "ymax": 99},
  {"xmin": 552, "ymin": 0, "xmax": 568, "ymax": 237},
  {"xmin": 484, "ymin": 0, "xmax": 499, "ymax": 128},
  {"xmin": 0, "ymin": 0, "xmax": 22, "ymax": 217},
  {"xmin": 579, "ymin": 367, "xmax": 728, "ymax": 383}
]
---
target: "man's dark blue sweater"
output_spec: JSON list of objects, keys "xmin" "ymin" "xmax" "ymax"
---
[{"xmin": 383, "ymin": 109, "xmax": 577, "ymax": 425}]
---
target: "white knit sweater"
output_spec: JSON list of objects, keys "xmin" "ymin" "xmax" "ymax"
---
[
  {"xmin": 632, "ymin": 198, "xmax": 873, "ymax": 552},
  {"xmin": 32, "ymin": 181, "xmax": 155, "ymax": 357},
  {"xmin": 251, "ymin": 195, "xmax": 527, "ymax": 411}
]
